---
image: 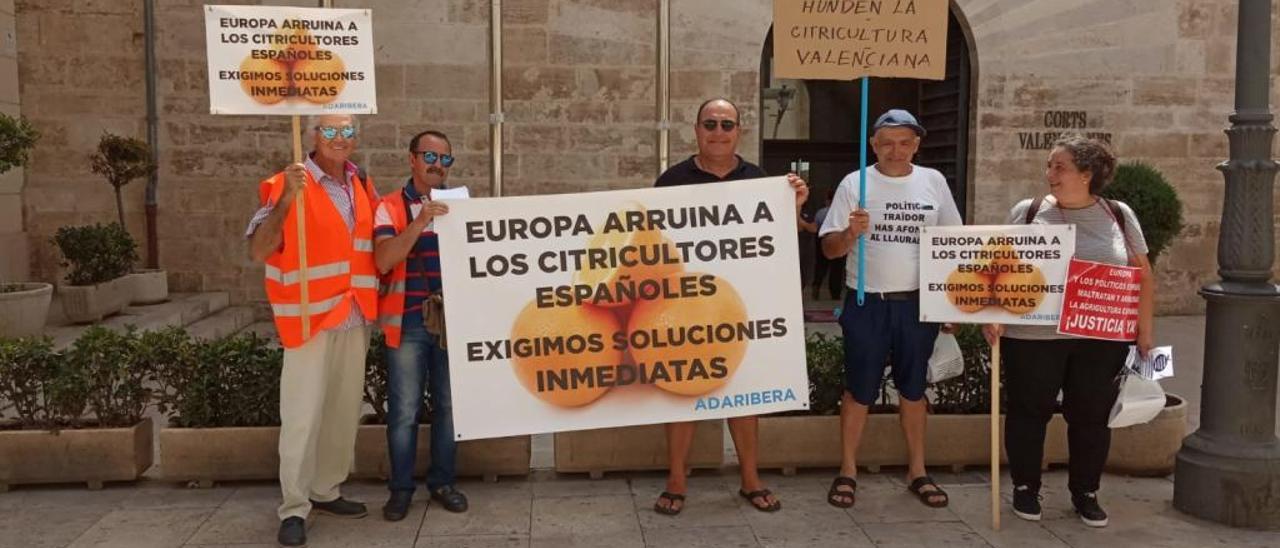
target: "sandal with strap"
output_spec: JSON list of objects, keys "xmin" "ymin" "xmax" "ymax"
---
[
  {"xmin": 739, "ymin": 488, "xmax": 782, "ymax": 512},
  {"xmin": 653, "ymin": 491, "xmax": 685, "ymax": 516},
  {"xmin": 907, "ymin": 475, "xmax": 949, "ymax": 508},
  {"xmin": 827, "ymin": 476, "xmax": 857, "ymax": 508}
]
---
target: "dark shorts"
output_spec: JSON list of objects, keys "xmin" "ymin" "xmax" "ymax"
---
[{"xmin": 839, "ymin": 290, "xmax": 941, "ymax": 405}]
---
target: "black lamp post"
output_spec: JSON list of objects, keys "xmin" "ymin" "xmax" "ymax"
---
[{"xmin": 1172, "ymin": 0, "xmax": 1280, "ymax": 530}]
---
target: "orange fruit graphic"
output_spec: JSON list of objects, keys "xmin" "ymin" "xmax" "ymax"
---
[
  {"xmin": 978, "ymin": 242, "xmax": 1020, "ymax": 275},
  {"xmin": 993, "ymin": 266, "xmax": 1047, "ymax": 315},
  {"xmin": 269, "ymin": 26, "xmax": 318, "ymax": 61},
  {"xmin": 291, "ymin": 56, "xmax": 346, "ymax": 104},
  {"xmin": 573, "ymin": 204, "xmax": 683, "ymax": 308},
  {"xmin": 627, "ymin": 272, "xmax": 747, "ymax": 397},
  {"xmin": 238, "ymin": 57, "xmax": 289, "ymax": 105},
  {"xmin": 945, "ymin": 269, "xmax": 994, "ymax": 313},
  {"xmin": 510, "ymin": 300, "xmax": 623, "ymax": 408}
]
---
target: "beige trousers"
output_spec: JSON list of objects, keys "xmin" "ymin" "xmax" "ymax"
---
[{"xmin": 277, "ymin": 325, "xmax": 370, "ymax": 520}]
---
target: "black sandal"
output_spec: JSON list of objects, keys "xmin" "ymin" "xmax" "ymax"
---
[
  {"xmin": 739, "ymin": 488, "xmax": 782, "ymax": 512},
  {"xmin": 827, "ymin": 476, "xmax": 857, "ymax": 508},
  {"xmin": 653, "ymin": 491, "xmax": 685, "ymax": 515},
  {"xmin": 907, "ymin": 476, "xmax": 949, "ymax": 508}
]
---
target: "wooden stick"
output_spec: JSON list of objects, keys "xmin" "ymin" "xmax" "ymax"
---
[
  {"xmin": 291, "ymin": 115, "xmax": 310, "ymax": 341},
  {"xmin": 991, "ymin": 337, "xmax": 1002, "ymax": 531}
]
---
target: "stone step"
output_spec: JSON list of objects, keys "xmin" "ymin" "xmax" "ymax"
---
[
  {"xmin": 186, "ymin": 306, "xmax": 257, "ymax": 341},
  {"xmin": 46, "ymin": 292, "xmax": 230, "ymax": 349}
]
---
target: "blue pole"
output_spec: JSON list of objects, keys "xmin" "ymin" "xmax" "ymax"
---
[{"xmin": 856, "ymin": 76, "xmax": 869, "ymax": 306}]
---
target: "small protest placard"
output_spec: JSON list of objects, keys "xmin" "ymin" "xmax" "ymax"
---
[
  {"xmin": 204, "ymin": 5, "xmax": 376, "ymax": 115},
  {"xmin": 1057, "ymin": 258, "xmax": 1142, "ymax": 341},
  {"xmin": 919, "ymin": 225, "xmax": 1075, "ymax": 325},
  {"xmin": 772, "ymin": 0, "xmax": 949, "ymax": 80}
]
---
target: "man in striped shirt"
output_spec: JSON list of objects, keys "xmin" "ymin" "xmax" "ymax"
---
[{"xmin": 372, "ymin": 130, "xmax": 468, "ymax": 521}]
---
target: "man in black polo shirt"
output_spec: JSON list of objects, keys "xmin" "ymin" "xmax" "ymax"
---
[{"xmin": 651, "ymin": 98, "xmax": 809, "ymax": 516}]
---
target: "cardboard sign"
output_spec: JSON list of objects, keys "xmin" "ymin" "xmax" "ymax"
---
[
  {"xmin": 433, "ymin": 178, "xmax": 809, "ymax": 440},
  {"xmin": 919, "ymin": 225, "xmax": 1076, "ymax": 325},
  {"xmin": 772, "ymin": 0, "xmax": 949, "ymax": 80},
  {"xmin": 204, "ymin": 5, "xmax": 377, "ymax": 115},
  {"xmin": 1057, "ymin": 258, "xmax": 1142, "ymax": 340}
]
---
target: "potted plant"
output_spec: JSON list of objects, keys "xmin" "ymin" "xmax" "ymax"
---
[
  {"xmin": 1101, "ymin": 162, "xmax": 1185, "ymax": 263},
  {"xmin": 53, "ymin": 223, "xmax": 137, "ymax": 323},
  {"xmin": 354, "ymin": 332, "xmax": 531, "ymax": 483},
  {"xmin": 90, "ymin": 132, "xmax": 166, "ymax": 305},
  {"xmin": 0, "ymin": 113, "xmax": 50, "ymax": 337},
  {"xmin": 0, "ymin": 328, "xmax": 155, "ymax": 490},
  {"xmin": 153, "ymin": 329, "xmax": 283, "ymax": 487},
  {"xmin": 757, "ymin": 327, "xmax": 1186, "ymax": 476}
]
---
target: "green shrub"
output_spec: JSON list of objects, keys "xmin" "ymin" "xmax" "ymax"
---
[
  {"xmin": 1101, "ymin": 162, "xmax": 1184, "ymax": 262},
  {"xmin": 0, "ymin": 112, "xmax": 39, "ymax": 175},
  {"xmin": 363, "ymin": 331, "xmax": 389, "ymax": 424},
  {"xmin": 53, "ymin": 223, "xmax": 138, "ymax": 286},
  {"xmin": 154, "ymin": 331, "xmax": 282, "ymax": 428},
  {"xmin": 90, "ymin": 133, "xmax": 155, "ymax": 228},
  {"xmin": 63, "ymin": 326, "xmax": 152, "ymax": 427},
  {"xmin": 804, "ymin": 332, "xmax": 845, "ymax": 415},
  {"xmin": 0, "ymin": 336, "xmax": 85, "ymax": 429}
]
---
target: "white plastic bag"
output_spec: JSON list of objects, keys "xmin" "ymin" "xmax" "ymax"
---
[
  {"xmin": 927, "ymin": 332, "xmax": 964, "ymax": 383},
  {"xmin": 1108, "ymin": 370, "xmax": 1166, "ymax": 428}
]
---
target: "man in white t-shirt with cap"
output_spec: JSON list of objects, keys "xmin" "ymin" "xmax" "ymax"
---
[{"xmin": 818, "ymin": 109, "xmax": 962, "ymax": 511}]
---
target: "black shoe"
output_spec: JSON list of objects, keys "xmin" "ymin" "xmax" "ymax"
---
[
  {"xmin": 277, "ymin": 517, "xmax": 306, "ymax": 547},
  {"xmin": 1072, "ymin": 492, "xmax": 1109, "ymax": 528},
  {"xmin": 309, "ymin": 497, "xmax": 368, "ymax": 519},
  {"xmin": 430, "ymin": 485, "xmax": 469, "ymax": 513},
  {"xmin": 382, "ymin": 491, "xmax": 413, "ymax": 522},
  {"xmin": 1012, "ymin": 485, "xmax": 1042, "ymax": 521}
]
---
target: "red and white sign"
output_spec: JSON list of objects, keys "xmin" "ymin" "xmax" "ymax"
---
[{"xmin": 1057, "ymin": 258, "xmax": 1141, "ymax": 340}]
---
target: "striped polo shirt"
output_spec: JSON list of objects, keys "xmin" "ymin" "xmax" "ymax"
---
[{"xmin": 373, "ymin": 180, "xmax": 443, "ymax": 328}]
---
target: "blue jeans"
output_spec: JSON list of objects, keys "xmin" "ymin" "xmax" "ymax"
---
[{"xmin": 385, "ymin": 324, "xmax": 456, "ymax": 493}]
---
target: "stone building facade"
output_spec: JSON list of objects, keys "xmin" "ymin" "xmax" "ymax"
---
[{"xmin": 7, "ymin": 0, "xmax": 1280, "ymax": 314}]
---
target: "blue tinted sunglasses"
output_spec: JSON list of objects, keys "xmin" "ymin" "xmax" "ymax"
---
[
  {"xmin": 317, "ymin": 125, "xmax": 357, "ymax": 140},
  {"xmin": 418, "ymin": 151, "xmax": 455, "ymax": 168}
]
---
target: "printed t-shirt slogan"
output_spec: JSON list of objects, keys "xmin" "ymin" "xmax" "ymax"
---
[
  {"xmin": 204, "ymin": 5, "xmax": 376, "ymax": 115},
  {"xmin": 433, "ymin": 178, "xmax": 809, "ymax": 440}
]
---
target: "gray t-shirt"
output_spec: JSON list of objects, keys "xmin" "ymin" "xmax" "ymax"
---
[{"xmin": 1003, "ymin": 196, "xmax": 1149, "ymax": 341}]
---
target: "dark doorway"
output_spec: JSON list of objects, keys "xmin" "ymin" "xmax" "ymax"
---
[{"xmin": 759, "ymin": 10, "xmax": 973, "ymax": 219}]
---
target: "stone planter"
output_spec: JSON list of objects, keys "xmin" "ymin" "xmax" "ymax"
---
[
  {"xmin": 0, "ymin": 417, "xmax": 154, "ymax": 491},
  {"xmin": 353, "ymin": 424, "xmax": 531, "ymax": 482},
  {"xmin": 159, "ymin": 425, "xmax": 280, "ymax": 487},
  {"xmin": 758, "ymin": 395, "xmax": 1185, "ymax": 476},
  {"xmin": 0, "ymin": 282, "xmax": 52, "ymax": 338},
  {"xmin": 554, "ymin": 421, "xmax": 725, "ymax": 479},
  {"xmin": 757, "ymin": 413, "xmax": 1066, "ymax": 474},
  {"xmin": 59, "ymin": 276, "xmax": 130, "ymax": 324},
  {"xmin": 1106, "ymin": 394, "xmax": 1187, "ymax": 476},
  {"xmin": 126, "ymin": 269, "xmax": 169, "ymax": 305}
]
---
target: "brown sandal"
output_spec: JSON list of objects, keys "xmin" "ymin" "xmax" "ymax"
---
[
  {"xmin": 653, "ymin": 491, "xmax": 685, "ymax": 515},
  {"xmin": 908, "ymin": 476, "xmax": 949, "ymax": 508},
  {"xmin": 828, "ymin": 476, "xmax": 857, "ymax": 508},
  {"xmin": 739, "ymin": 488, "xmax": 782, "ymax": 512}
]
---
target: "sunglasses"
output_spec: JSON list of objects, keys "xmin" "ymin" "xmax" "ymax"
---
[
  {"xmin": 700, "ymin": 119, "xmax": 738, "ymax": 132},
  {"xmin": 317, "ymin": 125, "xmax": 357, "ymax": 140},
  {"xmin": 417, "ymin": 151, "xmax": 455, "ymax": 168}
]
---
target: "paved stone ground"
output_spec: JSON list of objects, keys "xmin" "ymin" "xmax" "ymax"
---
[
  {"xmin": 3, "ymin": 469, "xmax": 1279, "ymax": 548},
  {"xmin": 5, "ymin": 314, "xmax": 1280, "ymax": 547}
]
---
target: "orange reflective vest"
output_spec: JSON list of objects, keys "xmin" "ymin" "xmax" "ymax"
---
[
  {"xmin": 376, "ymin": 190, "xmax": 415, "ymax": 348},
  {"xmin": 258, "ymin": 169, "xmax": 379, "ymax": 349}
]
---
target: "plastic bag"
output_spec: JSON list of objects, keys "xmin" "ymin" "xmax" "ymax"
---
[
  {"xmin": 927, "ymin": 333, "xmax": 964, "ymax": 383},
  {"xmin": 1108, "ymin": 369, "xmax": 1165, "ymax": 428}
]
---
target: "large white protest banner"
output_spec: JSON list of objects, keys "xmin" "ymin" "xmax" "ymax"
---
[
  {"xmin": 919, "ymin": 225, "xmax": 1076, "ymax": 325},
  {"xmin": 434, "ymin": 178, "xmax": 809, "ymax": 440},
  {"xmin": 204, "ymin": 5, "xmax": 376, "ymax": 115}
]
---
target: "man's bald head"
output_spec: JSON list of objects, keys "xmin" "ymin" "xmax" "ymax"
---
[{"xmin": 695, "ymin": 98, "xmax": 740, "ymax": 123}]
